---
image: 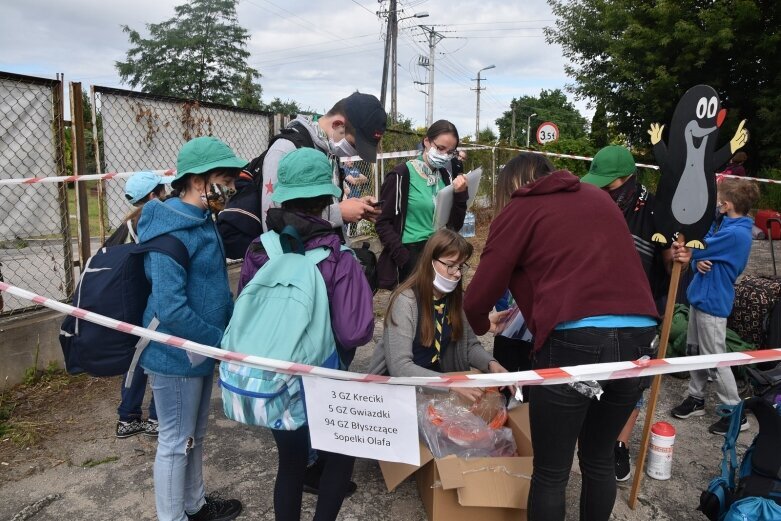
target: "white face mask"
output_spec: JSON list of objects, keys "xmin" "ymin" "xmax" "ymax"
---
[
  {"xmin": 331, "ymin": 138, "xmax": 358, "ymax": 158},
  {"xmin": 427, "ymin": 146, "xmax": 452, "ymax": 169},
  {"xmin": 432, "ymin": 261, "xmax": 460, "ymax": 294}
]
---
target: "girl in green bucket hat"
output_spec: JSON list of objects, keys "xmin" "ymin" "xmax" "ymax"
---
[{"xmin": 137, "ymin": 136, "xmax": 245, "ymax": 521}]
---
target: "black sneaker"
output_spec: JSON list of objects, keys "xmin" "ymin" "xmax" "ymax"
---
[
  {"xmin": 116, "ymin": 419, "xmax": 146, "ymax": 438},
  {"xmin": 144, "ymin": 419, "xmax": 159, "ymax": 438},
  {"xmin": 614, "ymin": 441, "xmax": 631, "ymax": 482},
  {"xmin": 671, "ymin": 396, "xmax": 706, "ymax": 419},
  {"xmin": 708, "ymin": 414, "xmax": 749, "ymax": 436},
  {"xmin": 187, "ymin": 493, "xmax": 242, "ymax": 521}
]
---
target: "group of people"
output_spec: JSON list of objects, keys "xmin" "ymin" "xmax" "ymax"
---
[{"xmin": 111, "ymin": 89, "xmax": 761, "ymax": 521}]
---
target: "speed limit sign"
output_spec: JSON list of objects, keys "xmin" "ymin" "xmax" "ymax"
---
[{"xmin": 536, "ymin": 122, "xmax": 559, "ymax": 144}]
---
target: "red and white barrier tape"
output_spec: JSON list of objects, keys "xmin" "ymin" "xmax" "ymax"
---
[
  {"xmin": 339, "ymin": 149, "xmax": 420, "ymax": 163},
  {"xmin": 0, "ymin": 169, "xmax": 175, "ymax": 186},
  {"xmin": 3, "ymin": 281, "xmax": 780, "ymax": 387}
]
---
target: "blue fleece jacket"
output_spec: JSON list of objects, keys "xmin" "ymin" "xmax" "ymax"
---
[
  {"xmin": 138, "ymin": 197, "xmax": 233, "ymax": 377},
  {"xmin": 686, "ymin": 216, "xmax": 753, "ymax": 318}
]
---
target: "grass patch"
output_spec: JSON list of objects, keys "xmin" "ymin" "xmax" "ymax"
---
[
  {"xmin": 67, "ymin": 181, "xmax": 107, "ymax": 237},
  {"xmin": 80, "ymin": 456, "xmax": 119, "ymax": 468}
]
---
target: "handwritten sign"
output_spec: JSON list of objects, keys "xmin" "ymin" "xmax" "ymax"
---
[{"xmin": 302, "ymin": 376, "xmax": 420, "ymax": 466}]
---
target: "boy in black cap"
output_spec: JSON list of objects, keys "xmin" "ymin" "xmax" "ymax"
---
[{"xmin": 218, "ymin": 92, "xmax": 387, "ymax": 259}]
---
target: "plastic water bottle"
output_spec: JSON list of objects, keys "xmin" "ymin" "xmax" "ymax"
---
[
  {"xmin": 647, "ymin": 421, "xmax": 676, "ymax": 480},
  {"xmin": 460, "ymin": 211, "xmax": 476, "ymax": 238}
]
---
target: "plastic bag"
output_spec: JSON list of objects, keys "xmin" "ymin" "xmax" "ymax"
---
[{"xmin": 418, "ymin": 390, "xmax": 517, "ymax": 459}]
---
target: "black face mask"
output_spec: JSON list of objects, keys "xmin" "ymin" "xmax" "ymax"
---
[{"xmin": 607, "ymin": 175, "xmax": 637, "ymax": 212}]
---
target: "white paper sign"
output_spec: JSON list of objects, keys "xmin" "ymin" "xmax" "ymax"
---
[
  {"xmin": 434, "ymin": 167, "xmax": 483, "ymax": 229},
  {"xmin": 302, "ymin": 376, "xmax": 420, "ymax": 466}
]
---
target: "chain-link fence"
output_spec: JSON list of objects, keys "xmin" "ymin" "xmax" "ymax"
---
[
  {"xmin": 0, "ymin": 72, "xmax": 72, "ymax": 316},
  {"xmin": 92, "ymin": 86, "xmax": 274, "ymax": 246}
]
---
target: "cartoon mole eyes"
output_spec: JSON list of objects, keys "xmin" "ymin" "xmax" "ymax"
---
[{"xmin": 696, "ymin": 96, "xmax": 719, "ymax": 119}]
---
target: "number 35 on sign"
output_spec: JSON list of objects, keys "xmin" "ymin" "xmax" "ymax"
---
[{"xmin": 536, "ymin": 121, "xmax": 559, "ymax": 145}]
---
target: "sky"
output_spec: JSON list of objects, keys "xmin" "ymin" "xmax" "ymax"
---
[{"xmin": 0, "ymin": 0, "xmax": 592, "ymax": 139}]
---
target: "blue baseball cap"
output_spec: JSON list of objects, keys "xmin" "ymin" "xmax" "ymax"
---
[{"xmin": 124, "ymin": 171, "xmax": 173, "ymax": 205}]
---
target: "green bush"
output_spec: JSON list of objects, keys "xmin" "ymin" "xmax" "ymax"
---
[{"xmin": 756, "ymin": 168, "xmax": 781, "ymax": 210}]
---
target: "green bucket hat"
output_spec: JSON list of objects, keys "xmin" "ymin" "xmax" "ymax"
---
[
  {"xmin": 174, "ymin": 136, "xmax": 247, "ymax": 180},
  {"xmin": 581, "ymin": 145, "xmax": 636, "ymax": 188},
  {"xmin": 271, "ymin": 148, "xmax": 341, "ymax": 204}
]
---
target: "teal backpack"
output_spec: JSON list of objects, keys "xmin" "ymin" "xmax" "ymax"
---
[{"xmin": 219, "ymin": 227, "xmax": 341, "ymax": 430}]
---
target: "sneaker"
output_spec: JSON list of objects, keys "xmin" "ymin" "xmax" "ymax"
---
[
  {"xmin": 116, "ymin": 419, "xmax": 146, "ymax": 438},
  {"xmin": 671, "ymin": 396, "xmax": 706, "ymax": 419},
  {"xmin": 708, "ymin": 415, "xmax": 750, "ymax": 436},
  {"xmin": 187, "ymin": 493, "xmax": 242, "ymax": 521},
  {"xmin": 614, "ymin": 441, "xmax": 631, "ymax": 482},
  {"xmin": 144, "ymin": 419, "xmax": 159, "ymax": 438}
]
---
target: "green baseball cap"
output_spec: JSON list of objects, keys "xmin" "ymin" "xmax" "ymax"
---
[
  {"xmin": 271, "ymin": 148, "xmax": 342, "ymax": 204},
  {"xmin": 581, "ymin": 145, "xmax": 636, "ymax": 188},
  {"xmin": 174, "ymin": 136, "xmax": 247, "ymax": 180}
]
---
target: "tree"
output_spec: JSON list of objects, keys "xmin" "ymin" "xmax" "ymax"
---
[
  {"xmin": 477, "ymin": 127, "xmax": 498, "ymax": 144},
  {"xmin": 116, "ymin": 0, "xmax": 261, "ymax": 107},
  {"xmin": 496, "ymin": 89, "xmax": 589, "ymax": 147},
  {"xmin": 590, "ymin": 101, "xmax": 609, "ymax": 149},
  {"xmin": 236, "ymin": 71, "xmax": 263, "ymax": 111},
  {"xmin": 546, "ymin": 0, "xmax": 781, "ymax": 167},
  {"xmin": 263, "ymin": 98, "xmax": 301, "ymax": 116}
]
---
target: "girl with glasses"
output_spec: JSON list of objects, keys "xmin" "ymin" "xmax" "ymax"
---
[
  {"xmin": 369, "ymin": 228, "xmax": 510, "ymax": 403},
  {"xmin": 375, "ymin": 120, "xmax": 470, "ymax": 290}
]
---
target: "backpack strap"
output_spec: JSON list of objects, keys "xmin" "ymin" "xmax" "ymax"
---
[
  {"xmin": 124, "ymin": 316, "xmax": 159, "ymax": 388},
  {"xmin": 260, "ymin": 229, "xmax": 332, "ymax": 264},
  {"xmin": 136, "ymin": 235, "xmax": 190, "ymax": 270},
  {"xmin": 717, "ymin": 400, "xmax": 747, "ymax": 490}
]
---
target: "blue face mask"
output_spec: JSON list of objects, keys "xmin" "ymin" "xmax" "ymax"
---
[{"xmin": 427, "ymin": 146, "xmax": 452, "ymax": 169}]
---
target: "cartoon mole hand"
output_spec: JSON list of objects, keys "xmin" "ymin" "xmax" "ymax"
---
[
  {"xmin": 648, "ymin": 123, "xmax": 665, "ymax": 145},
  {"xmin": 730, "ymin": 119, "xmax": 749, "ymax": 154}
]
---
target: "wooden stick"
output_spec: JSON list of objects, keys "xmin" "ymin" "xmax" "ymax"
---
[{"xmin": 628, "ymin": 236, "xmax": 685, "ymax": 509}]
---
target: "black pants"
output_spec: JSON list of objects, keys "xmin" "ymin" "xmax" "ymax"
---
[
  {"xmin": 493, "ymin": 335, "xmax": 533, "ymax": 401},
  {"xmin": 527, "ymin": 326, "xmax": 657, "ymax": 521},
  {"xmin": 398, "ymin": 240, "xmax": 428, "ymax": 285},
  {"xmin": 271, "ymin": 427, "xmax": 355, "ymax": 521}
]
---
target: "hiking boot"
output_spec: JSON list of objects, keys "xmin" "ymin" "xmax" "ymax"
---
[
  {"xmin": 671, "ymin": 396, "xmax": 706, "ymax": 419},
  {"xmin": 144, "ymin": 419, "xmax": 159, "ymax": 438},
  {"xmin": 708, "ymin": 414, "xmax": 749, "ymax": 436},
  {"xmin": 116, "ymin": 419, "xmax": 147, "ymax": 438},
  {"xmin": 614, "ymin": 441, "xmax": 631, "ymax": 482},
  {"xmin": 187, "ymin": 493, "xmax": 242, "ymax": 521}
]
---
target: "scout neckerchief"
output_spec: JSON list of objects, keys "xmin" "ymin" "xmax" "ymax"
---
[
  {"xmin": 432, "ymin": 297, "xmax": 449, "ymax": 364},
  {"xmin": 409, "ymin": 156, "xmax": 441, "ymax": 227}
]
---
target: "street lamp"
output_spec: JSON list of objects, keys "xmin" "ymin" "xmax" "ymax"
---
[
  {"xmin": 474, "ymin": 64, "xmax": 496, "ymax": 141},
  {"xmin": 526, "ymin": 113, "xmax": 538, "ymax": 148}
]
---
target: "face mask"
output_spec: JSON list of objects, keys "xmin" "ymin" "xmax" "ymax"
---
[
  {"xmin": 607, "ymin": 175, "xmax": 637, "ymax": 212},
  {"xmin": 432, "ymin": 261, "xmax": 459, "ymax": 294},
  {"xmin": 202, "ymin": 183, "xmax": 234, "ymax": 213},
  {"xmin": 331, "ymin": 138, "xmax": 358, "ymax": 158},
  {"xmin": 427, "ymin": 146, "xmax": 452, "ymax": 170}
]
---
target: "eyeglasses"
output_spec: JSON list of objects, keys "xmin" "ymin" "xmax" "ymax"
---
[
  {"xmin": 435, "ymin": 259, "xmax": 470, "ymax": 276},
  {"xmin": 431, "ymin": 140, "xmax": 458, "ymax": 158}
]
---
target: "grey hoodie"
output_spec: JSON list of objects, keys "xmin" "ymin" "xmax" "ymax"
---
[{"xmin": 260, "ymin": 115, "xmax": 344, "ymax": 231}]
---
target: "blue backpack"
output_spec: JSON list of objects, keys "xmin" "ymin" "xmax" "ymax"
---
[
  {"xmin": 59, "ymin": 235, "xmax": 189, "ymax": 379},
  {"xmin": 699, "ymin": 365, "xmax": 781, "ymax": 521},
  {"xmin": 219, "ymin": 227, "xmax": 342, "ymax": 430}
]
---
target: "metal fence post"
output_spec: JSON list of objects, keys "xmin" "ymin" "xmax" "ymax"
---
[
  {"xmin": 91, "ymin": 85, "xmax": 107, "ymax": 244},
  {"xmin": 491, "ymin": 146, "xmax": 497, "ymax": 208},
  {"xmin": 70, "ymin": 82, "xmax": 91, "ymax": 265},
  {"xmin": 53, "ymin": 75, "xmax": 74, "ymax": 298}
]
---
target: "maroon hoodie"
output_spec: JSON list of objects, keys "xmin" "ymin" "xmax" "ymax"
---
[{"xmin": 464, "ymin": 170, "xmax": 658, "ymax": 350}]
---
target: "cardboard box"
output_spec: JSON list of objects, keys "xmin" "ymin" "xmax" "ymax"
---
[{"xmin": 379, "ymin": 404, "xmax": 533, "ymax": 521}]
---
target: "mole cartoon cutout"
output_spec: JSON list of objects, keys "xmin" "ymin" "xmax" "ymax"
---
[{"xmin": 648, "ymin": 85, "xmax": 748, "ymax": 249}]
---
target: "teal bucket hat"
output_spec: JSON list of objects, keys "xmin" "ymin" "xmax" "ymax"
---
[
  {"xmin": 271, "ymin": 148, "xmax": 341, "ymax": 204},
  {"xmin": 581, "ymin": 145, "xmax": 637, "ymax": 188},
  {"xmin": 174, "ymin": 136, "xmax": 247, "ymax": 181}
]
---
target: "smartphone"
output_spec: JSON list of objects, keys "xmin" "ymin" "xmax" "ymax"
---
[{"xmin": 371, "ymin": 200, "xmax": 385, "ymax": 207}]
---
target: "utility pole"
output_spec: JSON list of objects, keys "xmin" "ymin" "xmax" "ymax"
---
[
  {"xmin": 511, "ymin": 105, "xmax": 516, "ymax": 145},
  {"xmin": 472, "ymin": 65, "xmax": 495, "ymax": 143},
  {"xmin": 379, "ymin": 5, "xmax": 392, "ymax": 110},
  {"xmin": 389, "ymin": 0, "xmax": 398, "ymax": 120},
  {"xmin": 419, "ymin": 26, "xmax": 444, "ymax": 128}
]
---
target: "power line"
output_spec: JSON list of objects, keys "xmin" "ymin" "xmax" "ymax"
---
[
  {"xmin": 254, "ymin": 33, "xmax": 377, "ymax": 58},
  {"xmin": 254, "ymin": 39, "xmax": 383, "ymax": 67},
  {"xmin": 348, "ymin": 0, "xmax": 378, "ymax": 16},
  {"xmin": 255, "ymin": 42, "xmax": 386, "ymax": 69},
  {"xmin": 242, "ymin": 0, "xmax": 343, "ymax": 41}
]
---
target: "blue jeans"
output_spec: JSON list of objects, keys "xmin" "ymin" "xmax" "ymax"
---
[
  {"xmin": 149, "ymin": 372, "xmax": 212, "ymax": 521},
  {"xmin": 118, "ymin": 369, "xmax": 157, "ymax": 422},
  {"xmin": 527, "ymin": 326, "xmax": 657, "ymax": 521}
]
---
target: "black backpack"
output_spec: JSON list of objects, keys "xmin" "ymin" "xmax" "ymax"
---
[
  {"xmin": 59, "ymin": 235, "xmax": 189, "ymax": 379},
  {"xmin": 217, "ymin": 121, "xmax": 315, "ymax": 259},
  {"xmin": 351, "ymin": 241, "xmax": 378, "ymax": 294},
  {"xmin": 699, "ymin": 364, "xmax": 781, "ymax": 520}
]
